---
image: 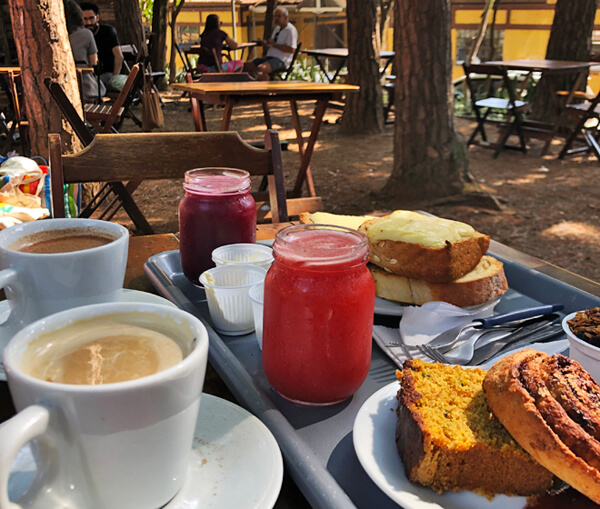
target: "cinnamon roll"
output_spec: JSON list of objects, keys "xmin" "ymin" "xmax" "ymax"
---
[{"xmin": 483, "ymin": 349, "xmax": 600, "ymax": 504}]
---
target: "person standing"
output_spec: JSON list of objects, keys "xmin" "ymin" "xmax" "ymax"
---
[
  {"xmin": 79, "ymin": 1, "xmax": 126, "ymax": 91},
  {"xmin": 243, "ymin": 7, "xmax": 297, "ymax": 81},
  {"xmin": 64, "ymin": 0, "xmax": 105, "ymax": 101}
]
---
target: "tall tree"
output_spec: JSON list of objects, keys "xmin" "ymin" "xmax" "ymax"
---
[
  {"xmin": 386, "ymin": 0, "xmax": 475, "ymax": 203},
  {"xmin": 532, "ymin": 0, "xmax": 598, "ymax": 122},
  {"xmin": 151, "ymin": 0, "xmax": 168, "ymax": 88},
  {"xmin": 168, "ymin": 0, "xmax": 185, "ymax": 84},
  {"xmin": 8, "ymin": 0, "xmax": 81, "ymax": 158},
  {"xmin": 112, "ymin": 0, "xmax": 147, "ymax": 57},
  {"xmin": 340, "ymin": 0, "xmax": 383, "ymax": 135},
  {"xmin": 262, "ymin": 0, "xmax": 276, "ymax": 56}
]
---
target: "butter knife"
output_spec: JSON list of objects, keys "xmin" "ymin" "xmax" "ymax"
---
[{"xmin": 426, "ymin": 304, "xmax": 564, "ymax": 350}]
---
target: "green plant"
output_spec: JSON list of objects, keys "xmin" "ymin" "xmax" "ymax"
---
[{"xmin": 139, "ymin": 0, "xmax": 153, "ymax": 24}]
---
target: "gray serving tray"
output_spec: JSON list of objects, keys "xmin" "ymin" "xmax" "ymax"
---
[{"xmin": 144, "ymin": 244, "xmax": 600, "ymax": 509}]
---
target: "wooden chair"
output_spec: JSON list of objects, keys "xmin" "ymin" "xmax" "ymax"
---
[
  {"xmin": 176, "ymin": 43, "xmax": 221, "ymax": 80},
  {"xmin": 48, "ymin": 131, "xmax": 291, "ymax": 233},
  {"xmin": 84, "ymin": 64, "xmax": 142, "ymax": 133},
  {"xmin": 44, "ymin": 77, "xmax": 152, "ymax": 226},
  {"xmin": 557, "ymin": 89, "xmax": 600, "ymax": 160},
  {"xmin": 270, "ymin": 42, "xmax": 302, "ymax": 81},
  {"xmin": 463, "ymin": 63, "xmax": 529, "ymax": 158}
]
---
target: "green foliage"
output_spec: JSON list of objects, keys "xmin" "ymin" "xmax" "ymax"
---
[
  {"xmin": 287, "ymin": 56, "xmax": 345, "ymax": 83},
  {"xmin": 139, "ymin": 0, "xmax": 153, "ymax": 23}
]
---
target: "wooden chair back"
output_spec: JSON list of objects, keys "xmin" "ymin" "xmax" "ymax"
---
[
  {"xmin": 558, "ymin": 87, "xmax": 600, "ymax": 159},
  {"xmin": 84, "ymin": 63, "xmax": 141, "ymax": 133},
  {"xmin": 44, "ymin": 78, "xmax": 95, "ymax": 146},
  {"xmin": 175, "ymin": 43, "xmax": 194, "ymax": 74},
  {"xmin": 48, "ymin": 130, "xmax": 289, "ymax": 224},
  {"xmin": 120, "ymin": 44, "xmax": 139, "ymax": 73}
]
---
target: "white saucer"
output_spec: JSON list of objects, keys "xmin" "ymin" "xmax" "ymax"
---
[
  {"xmin": 0, "ymin": 289, "xmax": 175, "ymax": 381},
  {"xmin": 353, "ymin": 383, "xmax": 527, "ymax": 509},
  {"xmin": 9, "ymin": 394, "xmax": 284, "ymax": 509}
]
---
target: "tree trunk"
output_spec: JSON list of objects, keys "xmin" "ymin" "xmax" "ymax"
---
[
  {"xmin": 151, "ymin": 0, "xmax": 168, "ymax": 89},
  {"xmin": 0, "ymin": 8, "xmax": 12, "ymax": 66},
  {"xmin": 386, "ymin": 0, "xmax": 473, "ymax": 202},
  {"xmin": 168, "ymin": 0, "xmax": 185, "ymax": 84},
  {"xmin": 262, "ymin": 0, "xmax": 276, "ymax": 56},
  {"xmin": 531, "ymin": 0, "xmax": 598, "ymax": 123},
  {"xmin": 340, "ymin": 0, "xmax": 383, "ymax": 135},
  {"xmin": 8, "ymin": 0, "xmax": 81, "ymax": 158},
  {"xmin": 112, "ymin": 0, "xmax": 147, "ymax": 57}
]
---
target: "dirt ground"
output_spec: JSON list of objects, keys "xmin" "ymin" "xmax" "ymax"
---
[{"xmin": 117, "ymin": 91, "xmax": 600, "ymax": 284}]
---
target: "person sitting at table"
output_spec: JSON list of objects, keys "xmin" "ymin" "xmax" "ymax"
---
[
  {"xmin": 79, "ymin": 1, "xmax": 127, "ymax": 92},
  {"xmin": 197, "ymin": 14, "xmax": 242, "ymax": 74},
  {"xmin": 64, "ymin": 0, "xmax": 105, "ymax": 101},
  {"xmin": 243, "ymin": 7, "xmax": 297, "ymax": 81}
]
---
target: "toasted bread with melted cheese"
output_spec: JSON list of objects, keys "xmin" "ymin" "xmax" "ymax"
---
[
  {"xmin": 371, "ymin": 255, "xmax": 508, "ymax": 307},
  {"xmin": 358, "ymin": 211, "xmax": 490, "ymax": 283}
]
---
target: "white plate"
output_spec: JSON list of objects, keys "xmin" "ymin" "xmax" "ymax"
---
[
  {"xmin": 0, "ymin": 289, "xmax": 175, "ymax": 381},
  {"xmin": 353, "ymin": 383, "xmax": 528, "ymax": 509},
  {"xmin": 9, "ymin": 393, "xmax": 284, "ymax": 509},
  {"xmin": 374, "ymin": 296, "xmax": 409, "ymax": 316},
  {"xmin": 374, "ymin": 297, "xmax": 498, "ymax": 318}
]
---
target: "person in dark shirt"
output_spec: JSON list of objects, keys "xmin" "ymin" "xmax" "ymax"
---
[
  {"xmin": 197, "ymin": 14, "xmax": 241, "ymax": 73},
  {"xmin": 79, "ymin": 1, "xmax": 126, "ymax": 91}
]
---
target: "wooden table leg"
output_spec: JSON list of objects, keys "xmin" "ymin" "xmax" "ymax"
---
[
  {"xmin": 289, "ymin": 99, "xmax": 314, "ymax": 197},
  {"xmin": 292, "ymin": 98, "xmax": 327, "ymax": 197},
  {"xmin": 221, "ymin": 99, "xmax": 235, "ymax": 131},
  {"xmin": 262, "ymin": 103, "xmax": 273, "ymax": 130}
]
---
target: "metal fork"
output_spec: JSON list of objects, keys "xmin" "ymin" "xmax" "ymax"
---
[
  {"xmin": 420, "ymin": 325, "xmax": 563, "ymax": 365},
  {"xmin": 417, "ymin": 344, "xmax": 450, "ymax": 363}
]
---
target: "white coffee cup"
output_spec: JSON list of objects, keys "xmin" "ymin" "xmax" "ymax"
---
[
  {"xmin": 0, "ymin": 218, "xmax": 129, "ymax": 354},
  {"xmin": 0, "ymin": 302, "xmax": 209, "ymax": 509}
]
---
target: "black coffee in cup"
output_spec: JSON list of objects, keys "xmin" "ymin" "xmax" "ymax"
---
[{"xmin": 9, "ymin": 228, "xmax": 118, "ymax": 254}]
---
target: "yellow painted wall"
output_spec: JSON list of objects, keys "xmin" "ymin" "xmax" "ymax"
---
[{"xmin": 503, "ymin": 29, "xmax": 550, "ymax": 60}]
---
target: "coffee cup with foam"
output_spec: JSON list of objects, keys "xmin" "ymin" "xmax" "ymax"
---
[
  {"xmin": 0, "ymin": 218, "xmax": 129, "ymax": 354},
  {"xmin": 0, "ymin": 301, "xmax": 209, "ymax": 509}
]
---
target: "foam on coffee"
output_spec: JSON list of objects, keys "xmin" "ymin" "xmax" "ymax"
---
[
  {"xmin": 23, "ymin": 321, "xmax": 183, "ymax": 385},
  {"xmin": 9, "ymin": 228, "xmax": 118, "ymax": 254}
]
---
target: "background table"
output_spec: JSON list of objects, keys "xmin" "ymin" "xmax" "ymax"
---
[
  {"xmin": 172, "ymin": 81, "xmax": 359, "ymax": 198},
  {"xmin": 302, "ymin": 48, "xmax": 395, "ymax": 83},
  {"xmin": 484, "ymin": 59, "xmax": 595, "ymax": 149}
]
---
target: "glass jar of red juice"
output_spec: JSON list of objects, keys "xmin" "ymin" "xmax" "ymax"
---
[
  {"xmin": 179, "ymin": 168, "xmax": 256, "ymax": 284},
  {"xmin": 262, "ymin": 224, "xmax": 375, "ymax": 406}
]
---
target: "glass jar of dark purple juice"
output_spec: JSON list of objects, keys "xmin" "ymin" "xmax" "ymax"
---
[{"xmin": 179, "ymin": 168, "xmax": 256, "ymax": 284}]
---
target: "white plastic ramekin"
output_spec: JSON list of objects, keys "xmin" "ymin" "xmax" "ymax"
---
[{"xmin": 200, "ymin": 265, "xmax": 267, "ymax": 336}]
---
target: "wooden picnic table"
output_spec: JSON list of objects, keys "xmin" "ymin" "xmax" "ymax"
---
[
  {"xmin": 171, "ymin": 81, "xmax": 359, "ymax": 198},
  {"xmin": 302, "ymin": 48, "xmax": 395, "ymax": 83},
  {"xmin": 482, "ymin": 59, "xmax": 596, "ymax": 148}
]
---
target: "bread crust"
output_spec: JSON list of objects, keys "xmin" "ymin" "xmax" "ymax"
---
[
  {"xmin": 358, "ymin": 217, "xmax": 490, "ymax": 283},
  {"xmin": 483, "ymin": 350, "xmax": 600, "ymax": 503},
  {"xmin": 371, "ymin": 255, "xmax": 508, "ymax": 307},
  {"xmin": 298, "ymin": 212, "xmax": 313, "ymax": 224}
]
